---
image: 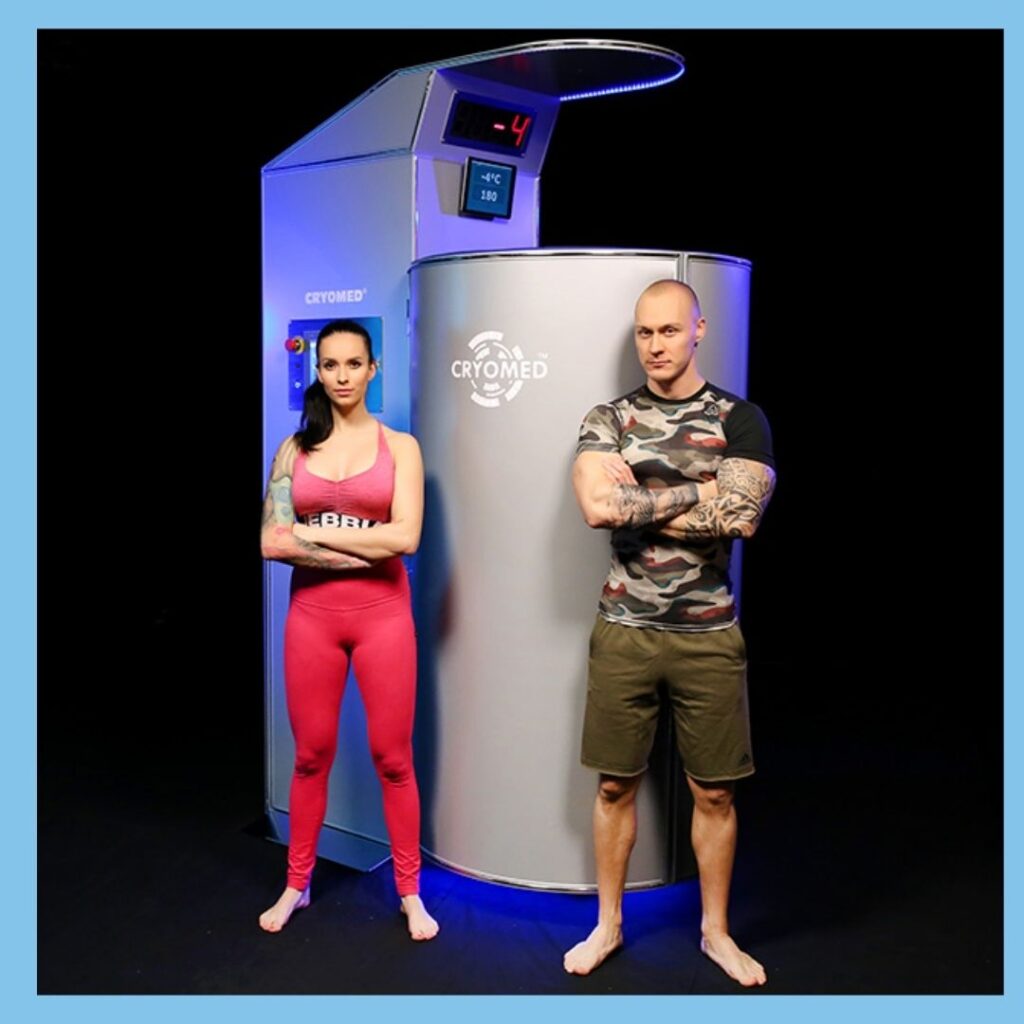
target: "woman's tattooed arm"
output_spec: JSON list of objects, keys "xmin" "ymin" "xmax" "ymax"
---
[{"xmin": 260, "ymin": 437, "xmax": 371, "ymax": 570}]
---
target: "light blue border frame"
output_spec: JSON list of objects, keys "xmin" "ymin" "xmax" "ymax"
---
[{"xmin": 8, "ymin": 2, "xmax": 1016, "ymax": 1021}]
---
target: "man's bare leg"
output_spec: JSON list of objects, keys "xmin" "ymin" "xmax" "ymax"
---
[
  {"xmin": 564, "ymin": 773, "xmax": 642, "ymax": 974},
  {"xmin": 688, "ymin": 776, "xmax": 766, "ymax": 986}
]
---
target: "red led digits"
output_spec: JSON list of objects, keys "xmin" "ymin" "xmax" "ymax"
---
[
  {"xmin": 510, "ymin": 114, "xmax": 531, "ymax": 148},
  {"xmin": 445, "ymin": 96, "xmax": 535, "ymax": 153}
]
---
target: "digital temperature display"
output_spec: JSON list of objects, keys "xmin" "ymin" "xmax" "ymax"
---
[
  {"xmin": 460, "ymin": 158, "xmax": 516, "ymax": 220},
  {"xmin": 444, "ymin": 94, "xmax": 535, "ymax": 156}
]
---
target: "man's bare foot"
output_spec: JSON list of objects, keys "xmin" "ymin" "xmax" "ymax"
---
[
  {"xmin": 400, "ymin": 894, "xmax": 440, "ymax": 941},
  {"xmin": 700, "ymin": 932, "xmax": 767, "ymax": 986},
  {"xmin": 563, "ymin": 923, "xmax": 624, "ymax": 975},
  {"xmin": 259, "ymin": 885, "xmax": 310, "ymax": 932}
]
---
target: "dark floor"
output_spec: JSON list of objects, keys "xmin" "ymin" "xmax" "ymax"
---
[{"xmin": 38, "ymin": 689, "xmax": 1002, "ymax": 995}]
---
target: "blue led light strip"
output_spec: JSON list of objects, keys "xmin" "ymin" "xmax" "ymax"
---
[{"xmin": 560, "ymin": 67, "xmax": 685, "ymax": 103}]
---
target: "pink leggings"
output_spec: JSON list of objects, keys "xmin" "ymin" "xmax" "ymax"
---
[{"xmin": 284, "ymin": 594, "xmax": 420, "ymax": 896}]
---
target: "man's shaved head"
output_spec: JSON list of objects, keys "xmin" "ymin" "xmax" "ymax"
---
[
  {"xmin": 636, "ymin": 279, "xmax": 702, "ymax": 319},
  {"xmin": 632, "ymin": 279, "xmax": 707, "ymax": 398}
]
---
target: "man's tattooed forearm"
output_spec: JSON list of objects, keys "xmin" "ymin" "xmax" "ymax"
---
[
  {"xmin": 613, "ymin": 486, "xmax": 657, "ymax": 527},
  {"xmin": 613, "ymin": 481, "xmax": 700, "ymax": 528},
  {"xmin": 664, "ymin": 461, "xmax": 775, "ymax": 540}
]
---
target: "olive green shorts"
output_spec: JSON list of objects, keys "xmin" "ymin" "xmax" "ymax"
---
[{"xmin": 581, "ymin": 615, "xmax": 754, "ymax": 782}]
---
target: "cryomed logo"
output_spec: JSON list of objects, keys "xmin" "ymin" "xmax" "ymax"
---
[
  {"xmin": 304, "ymin": 288, "xmax": 366, "ymax": 304},
  {"xmin": 451, "ymin": 331, "xmax": 549, "ymax": 408}
]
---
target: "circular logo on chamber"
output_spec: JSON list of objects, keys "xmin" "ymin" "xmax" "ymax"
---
[{"xmin": 450, "ymin": 330, "xmax": 549, "ymax": 408}]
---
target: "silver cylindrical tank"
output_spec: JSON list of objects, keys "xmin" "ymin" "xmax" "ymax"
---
[{"xmin": 410, "ymin": 250, "xmax": 751, "ymax": 889}]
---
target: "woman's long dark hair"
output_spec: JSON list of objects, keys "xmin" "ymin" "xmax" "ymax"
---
[{"xmin": 295, "ymin": 320, "xmax": 376, "ymax": 452}]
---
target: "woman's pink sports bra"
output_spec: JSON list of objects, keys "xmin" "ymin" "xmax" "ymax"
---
[{"xmin": 289, "ymin": 422, "xmax": 409, "ymax": 609}]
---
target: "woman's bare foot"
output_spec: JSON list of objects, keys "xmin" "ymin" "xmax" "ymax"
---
[
  {"xmin": 563, "ymin": 923, "xmax": 624, "ymax": 975},
  {"xmin": 700, "ymin": 932, "xmax": 767, "ymax": 986},
  {"xmin": 259, "ymin": 885, "xmax": 310, "ymax": 932},
  {"xmin": 400, "ymin": 894, "xmax": 439, "ymax": 941}
]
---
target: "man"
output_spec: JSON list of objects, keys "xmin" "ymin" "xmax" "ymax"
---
[{"xmin": 565, "ymin": 279, "xmax": 776, "ymax": 986}]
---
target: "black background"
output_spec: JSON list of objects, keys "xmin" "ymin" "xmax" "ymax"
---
[{"xmin": 37, "ymin": 29, "xmax": 1003, "ymax": 993}]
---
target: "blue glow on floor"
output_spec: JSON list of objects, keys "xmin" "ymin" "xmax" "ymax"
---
[{"xmin": 415, "ymin": 860, "xmax": 702, "ymax": 928}]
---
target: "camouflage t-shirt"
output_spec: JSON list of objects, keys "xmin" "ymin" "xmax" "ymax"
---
[{"xmin": 575, "ymin": 382, "xmax": 775, "ymax": 632}]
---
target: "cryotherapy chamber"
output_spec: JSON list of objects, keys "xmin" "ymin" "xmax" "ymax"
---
[
  {"xmin": 262, "ymin": 39, "xmax": 752, "ymax": 888},
  {"xmin": 411, "ymin": 250, "xmax": 750, "ymax": 889}
]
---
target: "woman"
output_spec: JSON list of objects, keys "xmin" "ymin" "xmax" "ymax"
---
[{"xmin": 259, "ymin": 319, "xmax": 438, "ymax": 941}]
